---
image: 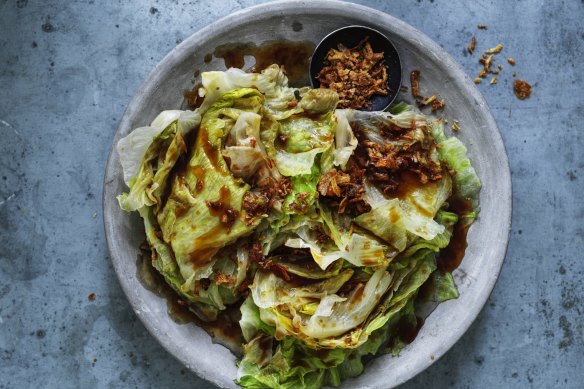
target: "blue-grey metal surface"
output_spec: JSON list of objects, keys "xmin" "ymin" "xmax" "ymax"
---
[{"xmin": 0, "ymin": 0, "xmax": 582, "ymax": 388}]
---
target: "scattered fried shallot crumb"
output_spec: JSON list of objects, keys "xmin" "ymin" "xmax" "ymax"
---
[
  {"xmin": 478, "ymin": 24, "xmax": 488, "ymax": 29},
  {"xmin": 485, "ymin": 44, "xmax": 503, "ymax": 54},
  {"xmin": 431, "ymin": 98, "xmax": 445, "ymax": 112},
  {"xmin": 474, "ymin": 77, "xmax": 482, "ymax": 84},
  {"xmin": 353, "ymin": 125, "xmax": 443, "ymax": 196},
  {"xmin": 479, "ymin": 54, "xmax": 494, "ymax": 72},
  {"xmin": 513, "ymin": 79, "xmax": 532, "ymax": 100},
  {"xmin": 317, "ymin": 168, "xmax": 371, "ymax": 216},
  {"xmin": 490, "ymin": 77, "xmax": 498, "ymax": 85},
  {"xmin": 479, "ymin": 69, "xmax": 487, "ymax": 78},
  {"xmin": 421, "ymin": 95, "xmax": 436, "ymax": 106},
  {"xmin": 410, "ymin": 70, "xmax": 422, "ymax": 98},
  {"xmin": 468, "ymin": 35, "xmax": 477, "ymax": 55},
  {"xmin": 507, "ymin": 57, "xmax": 516, "ymax": 65},
  {"xmin": 512, "ymin": 72, "xmax": 517, "ymax": 77},
  {"xmin": 88, "ymin": 293, "xmax": 96, "ymax": 301},
  {"xmin": 242, "ymin": 177, "xmax": 292, "ymax": 225},
  {"xmin": 214, "ymin": 272, "xmax": 237, "ymax": 286},
  {"xmin": 452, "ymin": 120, "xmax": 461, "ymax": 131},
  {"xmin": 410, "ymin": 70, "xmax": 444, "ymax": 111}
]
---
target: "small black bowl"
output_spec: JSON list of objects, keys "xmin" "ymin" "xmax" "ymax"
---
[{"xmin": 309, "ymin": 25, "xmax": 402, "ymax": 111}]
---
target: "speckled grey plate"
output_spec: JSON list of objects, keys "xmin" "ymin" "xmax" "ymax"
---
[{"xmin": 103, "ymin": 1, "xmax": 512, "ymax": 388}]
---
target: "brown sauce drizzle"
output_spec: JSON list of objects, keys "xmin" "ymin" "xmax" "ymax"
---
[
  {"xmin": 174, "ymin": 200, "xmax": 189, "ymax": 218},
  {"xmin": 396, "ymin": 315, "xmax": 425, "ymax": 344},
  {"xmin": 213, "ymin": 40, "xmax": 315, "ymax": 86},
  {"xmin": 156, "ymin": 124, "xmax": 201, "ymax": 214},
  {"xmin": 136, "ymin": 252, "xmax": 243, "ymax": 354},
  {"xmin": 388, "ymin": 170, "xmax": 432, "ymax": 200},
  {"xmin": 188, "ymin": 165, "xmax": 205, "ymax": 193},
  {"xmin": 188, "ymin": 187, "xmax": 238, "ymax": 267},
  {"xmin": 184, "ymin": 40, "xmax": 314, "ymax": 108},
  {"xmin": 255, "ymin": 335, "xmax": 274, "ymax": 362},
  {"xmin": 184, "ymin": 82, "xmax": 204, "ymax": 108},
  {"xmin": 206, "ymin": 186, "xmax": 238, "ymax": 228},
  {"xmin": 417, "ymin": 194, "xmax": 474, "ymax": 301},
  {"xmin": 436, "ymin": 195, "xmax": 474, "ymax": 272},
  {"xmin": 188, "ymin": 246, "xmax": 219, "ymax": 268},
  {"xmin": 198, "ymin": 128, "xmax": 222, "ymax": 173},
  {"xmin": 417, "ymin": 275, "xmax": 435, "ymax": 302}
]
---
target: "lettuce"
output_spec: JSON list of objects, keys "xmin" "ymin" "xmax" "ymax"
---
[
  {"xmin": 123, "ymin": 88, "xmax": 271, "ymax": 319},
  {"xmin": 426, "ymin": 270, "xmax": 459, "ymax": 302},
  {"xmin": 279, "ymin": 113, "xmax": 335, "ymax": 153},
  {"xmin": 332, "ymin": 110, "xmax": 358, "ymax": 170},
  {"xmin": 118, "ymin": 110, "xmax": 201, "ymax": 186},
  {"xmin": 237, "ymin": 334, "xmax": 346, "ymax": 389},
  {"xmin": 250, "ymin": 269, "xmax": 354, "ymax": 312},
  {"xmin": 248, "ymin": 268, "xmax": 399, "ymax": 349},
  {"xmin": 222, "ymin": 111, "xmax": 267, "ymax": 180},
  {"xmin": 240, "ymin": 297, "xmax": 276, "ymax": 343},
  {"xmin": 276, "ymin": 148, "xmax": 327, "ymax": 176},
  {"xmin": 200, "ymin": 64, "xmax": 308, "ymax": 120},
  {"xmin": 285, "ymin": 222, "xmax": 392, "ymax": 270},
  {"xmin": 117, "ymin": 64, "xmax": 481, "ymax": 389},
  {"xmin": 117, "ymin": 110, "xmax": 200, "ymax": 211},
  {"xmin": 302, "ymin": 269, "xmax": 392, "ymax": 339},
  {"xmin": 431, "ymin": 119, "xmax": 481, "ymax": 207},
  {"xmin": 282, "ymin": 164, "xmax": 320, "ymax": 214},
  {"xmin": 352, "ymin": 106, "xmax": 429, "ymax": 132},
  {"xmin": 299, "ymin": 89, "xmax": 339, "ymax": 114},
  {"xmin": 354, "ymin": 174, "xmax": 452, "ymax": 252},
  {"xmin": 275, "ymin": 113, "xmax": 335, "ymax": 176},
  {"xmin": 237, "ymin": 292, "xmax": 423, "ymax": 388}
]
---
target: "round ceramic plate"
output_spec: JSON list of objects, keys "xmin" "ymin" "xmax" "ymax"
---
[{"xmin": 103, "ymin": 1, "xmax": 512, "ymax": 388}]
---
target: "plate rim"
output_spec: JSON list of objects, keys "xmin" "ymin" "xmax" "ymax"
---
[{"xmin": 103, "ymin": 1, "xmax": 512, "ymax": 388}]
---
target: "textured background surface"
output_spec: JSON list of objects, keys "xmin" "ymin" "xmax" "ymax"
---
[{"xmin": 0, "ymin": 0, "xmax": 582, "ymax": 388}]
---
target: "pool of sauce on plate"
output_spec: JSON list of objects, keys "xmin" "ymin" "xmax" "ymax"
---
[
  {"xmin": 436, "ymin": 195, "xmax": 473, "ymax": 272},
  {"xmin": 136, "ymin": 251, "xmax": 244, "ymax": 355},
  {"xmin": 417, "ymin": 194, "xmax": 474, "ymax": 302},
  {"xmin": 213, "ymin": 40, "xmax": 315, "ymax": 86},
  {"xmin": 184, "ymin": 82, "xmax": 204, "ymax": 108},
  {"xmin": 396, "ymin": 315, "xmax": 425, "ymax": 344},
  {"xmin": 184, "ymin": 39, "xmax": 315, "ymax": 107}
]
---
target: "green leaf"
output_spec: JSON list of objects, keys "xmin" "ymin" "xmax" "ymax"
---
[
  {"xmin": 240, "ymin": 297, "xmax": 276, "ymax": 342},
  {"xmin": 282, "ymin": 163, "xmax": 320, "ymax": 213},
  {"xmin": 118, "ymin": 111, "xmax": 200, "ymax": 211},
  {"xmin": 331, "ymin": 110, "xmax": 357, "ymax": 170},
  {"xmin": 431, "ymin": 119, "xmax": 481, "ymax": 208}
]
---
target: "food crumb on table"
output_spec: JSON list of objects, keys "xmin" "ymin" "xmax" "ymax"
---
[
  {"xmin": 513, "ymin": 79, "xmax": 532, "ymax": 100},
  {"xmin": 468, "ymin": 35, "xmax": 477, "ymax": 55}
]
